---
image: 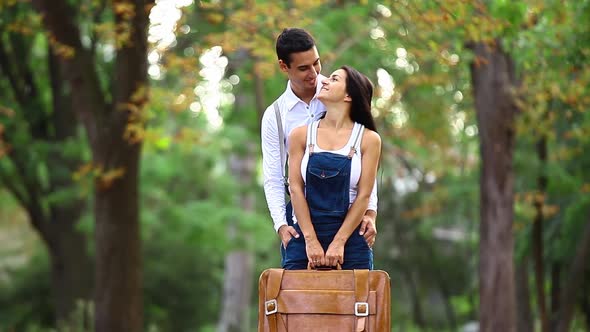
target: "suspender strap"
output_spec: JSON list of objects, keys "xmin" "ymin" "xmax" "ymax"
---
[
  {"xmin": 354, "ymin": 125, "xmax": 365, "ymax": 150},
  {"xmin": 265, "ymin": 269, "xmax": 284, "ymax": 332},
  {"xmin": 307, "ymin": 122, "xmax": 316, "ymax": 154},
  {"xmin": 354, "ymin": 269, "xmax": 370, "ymax": 331},
  {"xmin": 273, "ymin": 102, "xmax": 288, "ymax": 187},
  {"xmin": 348, "ymin": 123, "xmax": 365, "ymax": 159}
]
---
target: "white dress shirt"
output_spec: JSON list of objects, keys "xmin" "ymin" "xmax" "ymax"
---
[{"xmin": 261, "ymin": 75, "xmax": 378, "ymax": 232}]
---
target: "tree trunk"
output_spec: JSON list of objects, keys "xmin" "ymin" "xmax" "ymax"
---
[
  {"xmin": 555, "ymin": 217, "xmax": 590, "ymax": 332},
  {"xmin": 25, "ymin": 200, "xmax": 93, "ymax": 326},
  {"xmin": 217, "ymin": 43, "xmax": 258, "ymax": 331},
  {"xmin": 217, "ymin": 149, "xmax": 256, "ymax": 332},
  {"xmin": 48, "ymin": 48, "xmax": 94, "ymax": 323},
  {"xmin": 550, "ymin": 262, "xmax": 561, "ymax": 330},
  {"xmin": 515, "ymin": 258, "xmax": 533, "ymax": 332},
  {"xmin": 403, "ymin": 270, "xmax": 425, "ymax": 328},
  {"xmin": 94, "ymin": 148, "xmax": 143, "ymax": 332},
  {"xmin": 533, "ymin": 135, "xmax": 549, "ymax": 332},
  {"xmin": 94, "ymin": 0, "xmax": 149, "ymax": 328},
  {"xmin": 218, "ymin": 251, "xmax": 254, "ymax": 332},
  {"xmin": 469, "ymin": 39, "xmax": 519, "ymax": 332},
  {"xmin": 438, "ymin": 279, "xmax": 457, "ymax": 330},
  {"xmin": 32, "ymin": 0, "xmax": 152, "ymax": 330},
  {"xmin": 48, "ymin": 208, "xmax": 94, "ymax": 327}
]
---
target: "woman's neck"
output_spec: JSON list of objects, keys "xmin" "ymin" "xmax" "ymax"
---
[{"xmin": 321, "ymin": 105, "xmax": 353, "ymax": 129}]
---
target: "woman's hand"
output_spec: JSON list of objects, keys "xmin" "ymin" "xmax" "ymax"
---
[
  {"xmin": 325, "ymin": 240, "xmax": 345, "ymax": 267},
  {"xmin": 305, "ymin": 238, "xmax": 326, "ymax": 267}
]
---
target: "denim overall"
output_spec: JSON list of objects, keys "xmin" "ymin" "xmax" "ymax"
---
[{"xmin": 283, "ymin": 121, "xmax": 373, "ymax": 270}]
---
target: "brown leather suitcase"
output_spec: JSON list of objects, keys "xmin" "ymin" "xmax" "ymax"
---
[{"xmin": 258, "ymin": 268, "xmax": 391, "ymax": 332}]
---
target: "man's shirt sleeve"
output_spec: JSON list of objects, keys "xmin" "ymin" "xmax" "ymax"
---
[
  {"xmin": 368, "ymin": 178, "xmax": 378, "ymax": 212},
  {"xmin": 261, "ymin": 103, "xmax": 288, "ymax": 232}
]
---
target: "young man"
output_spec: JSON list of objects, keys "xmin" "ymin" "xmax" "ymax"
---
[{"xmin": 261, "ymin": 28, "xmax": 377, "ymax": 264}]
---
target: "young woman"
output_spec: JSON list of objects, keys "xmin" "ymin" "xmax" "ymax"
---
[{"xmin": 284, "ymin": 65, "xmax": 382, "ymax": 270}]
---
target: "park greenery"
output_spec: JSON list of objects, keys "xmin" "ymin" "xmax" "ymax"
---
[{"xmin": 0, "ymin": 0, "xmax": 589, "ymax": 331}]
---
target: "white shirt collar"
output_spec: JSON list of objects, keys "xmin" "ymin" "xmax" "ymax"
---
[{"xmin": 283, "ymin": 74, "xmax": 326, "ymax": 112}]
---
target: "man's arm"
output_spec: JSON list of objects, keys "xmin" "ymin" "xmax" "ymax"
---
[
  {"xmin": 261, "ymin": 104, "xmax": 288, "ymax": 232},
  {"xmin": 359, "ymin": 209, "xmax": 377, "ymax": 247},
  {"xmin": 359, "ymin": 179, "xmax": 378, "ymax": 246}
]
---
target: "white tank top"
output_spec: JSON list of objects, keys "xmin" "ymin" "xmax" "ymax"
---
[{"xmin": 300, "ymin": 120, "xmax": 364, "ymax": 205}]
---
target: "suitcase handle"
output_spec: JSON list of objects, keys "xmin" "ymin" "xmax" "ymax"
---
[{"xmin": 307, "ymin": 262, "xmax": 342, "ymax": 270}]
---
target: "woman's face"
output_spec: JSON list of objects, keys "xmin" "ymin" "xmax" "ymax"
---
[{"xmin": 318, "ymin": 69, "xmax": 349, "ymax": 103}]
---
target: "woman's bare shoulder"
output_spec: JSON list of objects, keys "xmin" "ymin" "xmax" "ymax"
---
[
  {"xmin": 362, "ymin": 129, "xmax": 381, "ymax": 148},
  {"xmin": 289, "ymin": 124, "xmax": 308, "ymax": 145}
]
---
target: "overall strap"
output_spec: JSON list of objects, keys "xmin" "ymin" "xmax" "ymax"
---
[
  {"xmin": 347, "ymin": 123, "xmax": 365, "ymax": 159},
  {"xmin": 307, "ymin": 121, "xmax": 318, "ymax": 155},
  {"xmin": 273, "ymin": 102, "xmax": 288, "ymax": 187}
]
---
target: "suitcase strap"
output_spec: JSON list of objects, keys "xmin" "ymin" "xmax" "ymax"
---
[
  {"xmin": 354, "ymin": 269, "xmax": 370, "ymax": 332},
  {"xmin": 265, "ymin": 269, "xmax": 370, "ymax": 332},
  {"xmin": 265, "ymin": 269, "xmax": 285, "ymax": 332}
]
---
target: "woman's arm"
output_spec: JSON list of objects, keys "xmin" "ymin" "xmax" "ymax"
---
[
  {"xmin": 325, "ymin": 130, "xmax": 382, "ymax": 266},
  {"xmin": 288, "ymin": 125, "xmax": 325, "ymax": 266}
]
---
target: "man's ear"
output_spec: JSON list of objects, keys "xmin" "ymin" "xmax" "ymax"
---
[{"xmin": 279, "ymin": 60, "xmax": 289, "ymax": 73}]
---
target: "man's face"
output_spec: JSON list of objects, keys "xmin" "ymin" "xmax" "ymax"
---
[{"xmin": 279, "ymin": 46, "xmax": 321, "ymax": 95}]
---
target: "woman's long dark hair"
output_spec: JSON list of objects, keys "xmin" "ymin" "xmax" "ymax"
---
[{"xmin": 341, "ymin": 65, "xmax": 377, "ymax": 132}]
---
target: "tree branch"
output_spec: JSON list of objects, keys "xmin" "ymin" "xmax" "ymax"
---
[
  {"xmin": 31, "ymin": 0, "xmax": 83, "ymax": 50},
  {"xmin": 0, "ymin": 150, "xmax": 49, "ymax": 238},
  {"xmin": 32, "ymin": 0, "xmax": 107, "ymax": 151},
  {"xmin": 0, "ymin": 37, "xmax": 27, "ymax": 105},
  {"xmin": 48, "ymin": 45, "xmax": 77, "ymax": 140},
  {"xmin": 7, "ymin": 31, "xmax": 49, "ymax": 139}
]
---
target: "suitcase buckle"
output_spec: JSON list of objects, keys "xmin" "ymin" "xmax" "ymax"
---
[
  {"xmin": 265, "ymin": 299, "xmax": 278, "ymax": 315},
  {"xmin": 355, "ymin": 302, "xmax": 369, "ymax": 317}
]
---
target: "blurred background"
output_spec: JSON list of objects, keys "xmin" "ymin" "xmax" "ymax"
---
[{"xmin": 1, "ymin": 0, "xmax": 589, "ymax": 331}]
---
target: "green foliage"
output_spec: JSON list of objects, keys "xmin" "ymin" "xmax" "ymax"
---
[
  {"xmin": 490, "ymin": 0, "xmax": 527, "ymax": 30},
  {"xmin": 142, "ymin": 218, "xmax": 225, "ymax": 331},
  {"xmin": 554, "ymin": 194, "xmax": 590, "ymax": 261},
  {"xmin": 0, "ymin": 252, "xmax": 54, "ymax": 330}
]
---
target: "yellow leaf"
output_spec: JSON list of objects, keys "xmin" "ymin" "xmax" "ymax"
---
[
  {"xmin": 206, "ymin": 13, "xmax": 224, "ymax": 25},
  {"xmin": 124, "ymin": 123, "xmax": 145, "ymax": 144},
  {"xmin": 72, "ymin": 163, "xmax": 95, "ymax": 181},
  {"xmin": 96, "ymin": 167, "xmax": 126, "ymax": 190},
  {"xmin": 113, "ymin": 2, "xmax": 136, "ymax": 19}
]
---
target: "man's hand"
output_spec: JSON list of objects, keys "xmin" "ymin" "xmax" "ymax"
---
[
  {"xmin": 278, "ymin": 225, "xmax": 300, "ymax": 248},
  {"xmin": 358, "ymin": 214, "xmax": 377, "ymax": 248}
]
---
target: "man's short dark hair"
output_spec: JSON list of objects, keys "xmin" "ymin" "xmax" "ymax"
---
[{"xmin": 276, "ymin": 28, "xmax": 316, "ymax": 67}]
